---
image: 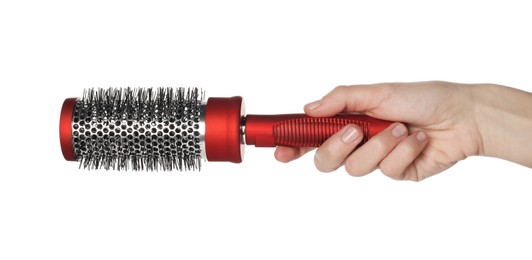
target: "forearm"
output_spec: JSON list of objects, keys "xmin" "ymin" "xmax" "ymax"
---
[{"xmin": 474, "ymin": 84, "xmax": 532, "ymax": 167}]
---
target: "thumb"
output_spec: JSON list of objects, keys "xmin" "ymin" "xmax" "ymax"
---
[{"xmin": 303, "ymin": 84, "xmax": 392, "ymax": 117}]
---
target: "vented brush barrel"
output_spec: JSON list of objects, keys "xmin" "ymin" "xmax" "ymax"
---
[
  {"xmin": 60, "ymin": 87, "xmax": 392, "ymax": 171},
  {"xmin": 60, "ymin": 88, "xmax": 205, "ymax": 171}
]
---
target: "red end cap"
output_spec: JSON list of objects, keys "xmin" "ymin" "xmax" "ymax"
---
[
  {"xmin": 60, "ymin": 98, "xmax": 77, "ymax": 161},
  {"xmin": 204, "ymin": 96, "xmax": 244, "ymax": 163}
]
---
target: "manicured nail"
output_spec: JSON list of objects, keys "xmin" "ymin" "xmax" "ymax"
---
[
  {"xmin": 391, "ymin": 124, "xmax": 407, "ymax": 137},
  {"xmin": 305, "ymin": 100, "xmax": 321, "ymax": 110},
  {"xmin": 341, "ymin": 125, "xmax": 359, "ymax": 143},
  {"xmin": 416, "ymin": 131, "xmax": 427, "ymax": 142}
]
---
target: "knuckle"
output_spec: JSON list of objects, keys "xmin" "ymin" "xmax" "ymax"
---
[
  {"xmin": 344, "ymin": 160, "xmax": 362, "ymax": 177},
  {"xmin": 325, "ymin": 85, "xmax": 350, "ymax": 99},
  {"xmin": 403, "ymin": 166, "xmax": 423, "ymax": 182},
  {"xmin": 319, "ymin": 144, "xmax": 338, "ymax": 161},
  {"xmin": 379, "ymin": 163, "xmax": 403, "ymax": 180},
  {"xmin": 313, "ymin": 153, "xmax": 335, "ymax": 173},
  {"xmin": 333, "ymin": 85, "xmax": 350, "ymax": 92},
  {"xmin": 402, "ymin": 142, "xmax": 421, "ymax": 158},
  {"xmin": 314, "ymin": 140, "xmax": 348, "ymax": 173},
  {"xmin": 408, "ymin": 176, "xmax": 422, "ymax": 182},
  {"xmin": 368, "ymin": 136, "xmax": 387, "ymax": 154}
]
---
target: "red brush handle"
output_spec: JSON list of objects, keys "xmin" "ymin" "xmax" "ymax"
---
[
  {"xmin": 204, "ymin": 96, "xmax": 392, "ymax": 163},
  {"xmin": 245, "ymin": 114, "xmax": 392, "ymax": 147}
]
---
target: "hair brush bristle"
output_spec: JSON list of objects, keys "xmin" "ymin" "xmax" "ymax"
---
[{"xmin": 71, "ymin": 87, "xmax": 205, "ymax": 171}]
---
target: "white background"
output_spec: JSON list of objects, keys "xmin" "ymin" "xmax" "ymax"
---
[{"xmin": 1, "ymin": 0, "xmax": 531, "ymax": 259}]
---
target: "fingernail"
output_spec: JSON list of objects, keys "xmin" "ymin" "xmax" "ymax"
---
[
  {"xmin": 341, "ymin": 125, "xmax": 359, "ymax": 143},
  {"xmin": 416, "ymin": 132, "xmax": 427, "ymax": 142},
  {"xmin": 305, "ymin": 100, "xmax": 321, "ymax": 110},
  {"xmin": 391, "ymin": 124, "xmax": 407, "ymax": 137}
]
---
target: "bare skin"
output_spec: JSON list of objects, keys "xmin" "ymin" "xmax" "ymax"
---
[{"xmin": 274, "ymin": 81, "xmax": 532, "ymax": 181}]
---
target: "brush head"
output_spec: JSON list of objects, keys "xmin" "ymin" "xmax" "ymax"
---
[{"xmin": 60, "ymin": 87, "xmax": 205, "ymax": 171}]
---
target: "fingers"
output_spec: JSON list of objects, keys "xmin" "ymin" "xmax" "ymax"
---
[
  {"xmin": 313, "ymin": 124, "xmax": 364, "ymax": 172},
  {"xmin": 379, "ymin": 131, "xmax": 428, "ymax": 181},
  {"xmin": 344, "ymin": 123, "xmax": 409, "ymax": 177},
  {"xmin": 304, "ymin": 84, "xmax": 394, "ymax": 117},
  {"xmin": 345, "ymin": 125, "xmax": 429, "ymax": 180},
  {"xmin": 273, "ymin": 124, "xmax": 364, "ymax": 167},
  {"xmin": 311, "ymin": 122, "xmax": 429, "ymax": 181}
]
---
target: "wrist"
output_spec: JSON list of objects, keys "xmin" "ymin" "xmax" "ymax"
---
[{"xmin": 473, "ymin": 84, "xmax": 532, "ymax": 166}]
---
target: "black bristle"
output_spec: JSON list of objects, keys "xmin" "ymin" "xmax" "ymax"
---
[{"xmin": 71, "ymin": 87, "xmax": 204, "ymax": 171}]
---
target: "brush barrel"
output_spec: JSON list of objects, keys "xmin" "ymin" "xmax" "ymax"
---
[{"xmin": 59, "ymin": 88, "xmax": 205, "ymax": 171}]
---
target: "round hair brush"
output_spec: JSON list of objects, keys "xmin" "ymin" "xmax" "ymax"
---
[{"xmin": 60, "ymin": 87, "xmax": 392, "ymax": 171}]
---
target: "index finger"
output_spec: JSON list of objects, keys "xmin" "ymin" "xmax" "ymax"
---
[{"xmin": 304, "ymin": 84, "xmax": 394, "ymax": 117}]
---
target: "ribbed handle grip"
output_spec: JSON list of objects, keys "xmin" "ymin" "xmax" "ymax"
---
[
  {"xmin": 273, "ymin": 117, "xmax": 371, "ymax": 146},
  {"xmin": 245, "ymin": 114, "xmax": 392, "ymax": 147}
]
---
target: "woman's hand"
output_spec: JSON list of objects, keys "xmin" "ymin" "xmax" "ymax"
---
[{"xmin": 275, "ymin": 81, "xmax": 523, "ymax": 181}]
